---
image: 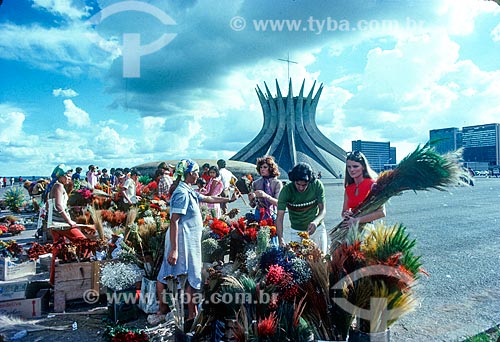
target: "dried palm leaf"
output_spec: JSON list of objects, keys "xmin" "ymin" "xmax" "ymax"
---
[{"xmin": 87, "ymin": 206, "xmax": 104, "ymax": 240}]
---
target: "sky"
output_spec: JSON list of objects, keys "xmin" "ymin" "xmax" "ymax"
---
[{"xmin": 0, "ymin": 0, "xmax": 499, "ymax": 177}]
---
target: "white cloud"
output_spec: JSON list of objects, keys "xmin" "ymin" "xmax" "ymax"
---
[
  {"xmin": 491, "ymin": 22, "xmax": 500, "ymax": 41},
  {"xmin": 63, "ymin": 99, "xmax": 91, "ymax": 127},
  {"xmin": 53, "ymin": 88, "xmax": 79, "ymax": 97},
  {"xmin": 32, "ymin": 0, "xmax": 90, "ymax": 20},
  {"xmin": 0, "ymin": 110, "xmax": 24, "ymax": 143},
  {"xmin": 93, "ymin": 127, "xmax": 137, "ymax": 157},
  {"xmin": 0, "ymin": 23, "xmax": 115, "ymax": 76}
]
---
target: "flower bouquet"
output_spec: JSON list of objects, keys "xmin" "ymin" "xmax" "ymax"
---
[
  {"xmin": 0, "ymin": 240, "xmax": 24, "ymax": 258},
  {"xmin": 101, "ymin": 261, "xmax": 142, "ymax": 322},
  {"xmin": 193, "ymin": 229, "xmax": 318, "ymax": 341},
  {"xmin": 328, "ymin": 222, "xmax": 425, "ymax": 340},
  {"xmin": 101, "ymin": 261, "xmax": 142, "ymax": 291}
]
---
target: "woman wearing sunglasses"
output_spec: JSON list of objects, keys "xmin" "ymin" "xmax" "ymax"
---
[{"xmin": 342, "ymin": 151, "xmax": 385, "ymax": 228}]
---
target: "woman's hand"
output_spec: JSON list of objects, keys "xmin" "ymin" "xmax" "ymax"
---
[
  {"xmin": 278, "ymin": 236, "xmax": 286, "ymax": 248},
  {"xmin": 254, "ymin": 190, "xmax": 267, "ymax": 198},
  {"xmin": 342, "ymin": 209, "xmax": 353, "ymax": 220},
  {"xmin": 167, "ymin": 248, "xmax": 178, "ymax": 265},
  {"xmin": 229, "ymin": 191, "xmax": 240, "ymax": 203},
  {"xmin": 341, "ymin": 216, "xmax": 359, "ymax": 229}
]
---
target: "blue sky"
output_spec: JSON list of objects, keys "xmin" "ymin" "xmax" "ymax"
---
[{"xmin": 0, "ymin": 0, "xmax": 499, "ymax": 177}]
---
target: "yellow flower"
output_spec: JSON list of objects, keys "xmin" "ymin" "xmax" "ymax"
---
[{"xmin": 298, "ymin": 231, "xmax": 309, "ymax": 239}]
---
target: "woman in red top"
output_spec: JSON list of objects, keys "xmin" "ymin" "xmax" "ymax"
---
[{"xmin": 341, "ymin": 151, "xmax": 385, "ymax": 228}]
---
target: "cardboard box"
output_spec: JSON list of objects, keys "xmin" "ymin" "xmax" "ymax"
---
[
  {"xmin": 0, "ymin": 257, "xmax": 37, "ymax": 281},
  {"xmin": 0, "ymin": 289, "xmax": 49, "ymax": 319},
  {"xmin": 0, "ymin": 278, "xmax": 28, "ymax": 302}
]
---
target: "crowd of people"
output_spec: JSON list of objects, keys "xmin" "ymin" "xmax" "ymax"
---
[{"xmin": 41, "ymin": 153, "xmax": 385, "ymax": 324}]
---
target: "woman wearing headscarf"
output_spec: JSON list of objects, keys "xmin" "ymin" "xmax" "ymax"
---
[
  {"xmin": 156, "ymin": 159, "xmax": 238, "ymax": 320},
  {"xmin": 276, "ymin": 162, "xmax": 327, "ymax": 254},
  {"xmin": 248, "ymin": 155, "xmax": 282, "ymax": 221},
  {"xmin": 46, "ymin": 164, "xmax": 87, "ymax": 284}
]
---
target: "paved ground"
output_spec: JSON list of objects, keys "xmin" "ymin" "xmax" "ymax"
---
[{"xmin": 1, "ymin": 178, "xmax": 499, "ymax": 341}]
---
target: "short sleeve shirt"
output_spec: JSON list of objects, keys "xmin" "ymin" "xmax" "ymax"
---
[{"xmin": 277, "ymin": 179, "xmax": 325, "ymax": 231}]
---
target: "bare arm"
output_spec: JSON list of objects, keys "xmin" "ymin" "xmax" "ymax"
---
[
  {"xmin": 346, "ymin": 206, "xmax": 386, "ymax": 226},
  {"xmin": 253, "ymin": 190, "xmax": 279, "ymax": 206},
  {"xmin": 167, "ymin": 213, "xmax": 181, "ymax": 265},
  {"xmin": 276, "ymin": 209, "xmax": 286, "ymax": 246},
  {"xmin": 202, "ymin": 191, "xmax": 238, "ymax": 204},
  {"xmin": 52, "ymin": 183, "xmax": 77, "ymax": 227},
  {"xmin": 308, "ymin": 202, "xmax": 326, "ymax": 235}
]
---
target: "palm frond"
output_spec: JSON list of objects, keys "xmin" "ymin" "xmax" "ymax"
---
[
  {"xmin": 330, "ymin": 144, "xmax": 467, "ymax": 253},
  {"xmin": 88, "ymin": 206, "xmax": 104, "ymax": 240}
]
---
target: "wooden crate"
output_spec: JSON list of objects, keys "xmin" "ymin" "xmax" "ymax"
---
[{"xmin": 53, "ymin": 261, "xmax": 100, "ymax": 312}]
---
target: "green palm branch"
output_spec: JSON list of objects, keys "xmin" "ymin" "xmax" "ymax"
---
[{"xmin": 330, "ymin": 143, "xmax": 468, "ymax": 253}]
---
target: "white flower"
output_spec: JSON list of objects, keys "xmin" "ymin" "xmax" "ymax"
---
[
  {"xmin": 100, "ymin": 262, "xmax": 142, "ymax": 291},
  {"xmin": 144, "ymin": 216, "xmax": 155, "ymax": 224}
]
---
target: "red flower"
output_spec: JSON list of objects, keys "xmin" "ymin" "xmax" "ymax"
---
[
  {"xmin": 0, "ymin": 225, "xmax": 8, "ymax": 233},
  {"xmin": 257, "ymin": 312, "xmax": 277, "ymax": 337},
  {"xmin": 8, "ymin": 223, "xmax": 26, "ymax": 234},
  {"xmin": 147, "ymin": 181, "xmax": 158, "ymax": 190},
  {"xmin": 246, "ymin": 227, "xmax": 257, "ymax": 241},
  {"xmin": 266, "ymin": 264, "xmax": 286, "ymax": 285},
  {"xmin": 210, "ymin": 218, "xmax": 230, "ymax": 237},
  {"xmin": 78, "ymin": 188, "xmax": 93, "ymax": 200}
]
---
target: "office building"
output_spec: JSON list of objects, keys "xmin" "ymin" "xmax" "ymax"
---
[
  {"xmin": 461, "ymin": 123, "xmax": 500, "ymax": 166},
  {"xmin": 429, "ymin": 127, "xmax": 461, "ymax": 154},
  {"xmin": 351, "ymin": 140, "xmax": 391, "ymax": 173}
]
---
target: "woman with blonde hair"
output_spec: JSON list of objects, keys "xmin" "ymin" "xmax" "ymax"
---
[{"xmin": 341, "ymin": 151, "xmax": 385, "ymax": 228}]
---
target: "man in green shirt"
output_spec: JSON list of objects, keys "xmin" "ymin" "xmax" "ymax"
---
[{"xmin": 276, "ymin": 163, "xmax": 327, "ymax": 254}]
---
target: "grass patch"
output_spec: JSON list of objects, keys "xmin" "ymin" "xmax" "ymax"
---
[{"xmin": 463, "ymin": 325, "xmax": 500, "ymax": 342}]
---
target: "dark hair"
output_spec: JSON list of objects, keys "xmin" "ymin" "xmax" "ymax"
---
[
  {"xmin": 256, "ymin": 155, "xmax": 280, "ymax": 177},
  {"xmin": 131, "ymin": 169, "xmax": 141, "ymax": 176},
  {"xmin": 75, "ymin": 167, "xmax": 82, "ymax": 173},
  {"xmin": 157, "ymin": 162, "xmax": 167, "ymax": 170},
  {"xmin": 288, "ymin": 162, "xmax": 315, "ymax": 182},
  {"xmin": 217, "ymin": 159, "xmax": 226, "ymax": 169},
  {"xmin": 202, "ymin": 163, "xmax": 210, "ymax": 169},
  {"xmin": 344, "ymin": 151, "xmax": 378, "ymax": 186},
  {"xmin": 208, "ymin": 165, "xmax": 220, "ymax": 177},
  {"xmin": 102, "ymin": 168, "xmax": 108, "ymax": 173},
  {"xmin": 196, "ymin": 178, "xmax": 206, "ymax": 187}
]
